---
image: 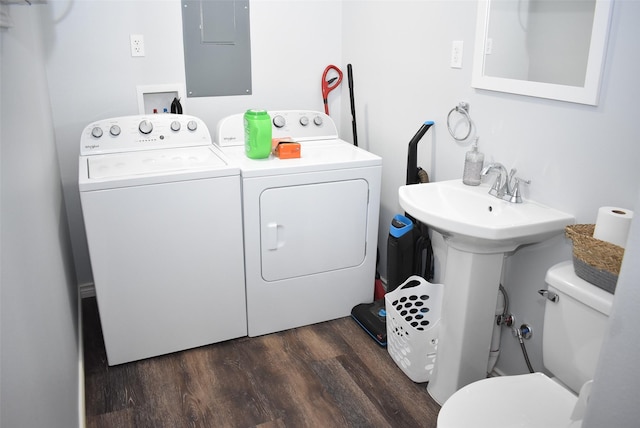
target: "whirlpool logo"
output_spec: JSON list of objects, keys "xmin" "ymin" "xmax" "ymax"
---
[{"xmin": 84, "ymin": 144, "xmax": 100, "ymax": 150}]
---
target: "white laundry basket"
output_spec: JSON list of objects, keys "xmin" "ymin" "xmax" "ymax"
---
[{"xmin": 386, "ymin": 275, "xmax": 444, "ymax": 382}]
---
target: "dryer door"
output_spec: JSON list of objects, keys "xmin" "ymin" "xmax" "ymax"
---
[{"xmin": 260, "ymin": 179, "xmax": 369, "ymax": 281}]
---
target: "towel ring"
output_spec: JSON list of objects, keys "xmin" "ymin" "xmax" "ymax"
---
[{"xmin": 447, "ymin": 103, "xmax": 473, "ymax": 141}]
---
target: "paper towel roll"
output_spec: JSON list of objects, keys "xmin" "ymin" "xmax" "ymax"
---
[{"xmin": 593, "ymin": 207, "xmax": 634, "ymax": 248}]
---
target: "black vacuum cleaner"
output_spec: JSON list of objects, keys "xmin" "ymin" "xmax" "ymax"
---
[
  {"xmin": 351, "ymin": 120, "xmax": 435, "ymax": 346},
  {"xmin": 388, "ymin": 120, "xmax": 435, "ymax": 290}
]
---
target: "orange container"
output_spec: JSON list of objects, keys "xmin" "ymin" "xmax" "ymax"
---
[{"xmin": 272, "ymin": 140, "xmax": 301, "ymax": 159}]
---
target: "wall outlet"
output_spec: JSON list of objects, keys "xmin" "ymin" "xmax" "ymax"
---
[
  {"xmin": 450, "ymin": 40, "xmax": 463, "ymax": 69},
  {"xmin": 485, "ymin": 38, "xmax": 493, "ymax": 55},
  {"xmin": 130, "ymin": 34, "xmax": 145, "ymax": 57}
]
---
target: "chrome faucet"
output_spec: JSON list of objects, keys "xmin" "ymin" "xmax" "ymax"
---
[
  {"xmin": 480, "ymin": 163, "xmax": 530, "ymax": 203},
  {"xmin": 481, "ymin": 163, "xmax": 509, "ymax": 196}
]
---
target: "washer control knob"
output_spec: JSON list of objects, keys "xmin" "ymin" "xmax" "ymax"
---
[
  {"xmin": 313, "ymin": 115, "xmax": 323, "ymax": 126},
  {"xmin": 273, "ymin": 115, "xmax": 286, "ymax": 128},
  {"xmin": 170, "ymin": 121, "xmax": 181, "ymax": 132},
  {"xmin": 138, "ymin": 120, "xmax": 153, "ymax": 135},
  {"xmin": 109, "ymin": 125, "xmax": 121, "ymax": 137},
  {"xmin": 91, "ymin": 127, "xmax": 103, "ymax": 138},
  {"xmin": 299, "ymin": 116, "xmax": 309, "ymax": 126},
  {"xmin": 187, "ymin": 120, "xmax": 198, "ymax": 131}
]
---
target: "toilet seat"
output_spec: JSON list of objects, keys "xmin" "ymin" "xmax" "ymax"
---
[{"xmin": 437, "ymin": 373, "xmax": 580, "ymax": 428}]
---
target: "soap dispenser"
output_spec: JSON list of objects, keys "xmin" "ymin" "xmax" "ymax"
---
[{"xmin": 462, "ymin": 137, "xmax": 484, "ymax": 186}]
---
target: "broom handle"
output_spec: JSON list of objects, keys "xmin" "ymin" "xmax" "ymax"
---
[{"xmin": 347, "ymin": 64, "xmax": 358, "ymax": 147}]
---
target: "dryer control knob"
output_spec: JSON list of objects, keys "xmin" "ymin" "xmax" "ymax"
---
[
  {"xmin": 313, "ymin": 115, "xmax": 323, "ymax": 126},
  {"xmin": 91, "ymin": 127, "xmax": 103, "ymax": 138},
  {"xmin": 299, "ymin": 116, "xmax": 309, "ymax": 126},
  {"xmin": 170, "ymin": 121, "xmax": 181, "ymax": 131},
  {"xmin": 273, "ymin": 115, "xmax": 286, "ymax": 128},
  {"xmin": 138, "ymin": 120, "xmax": 153, "ymax": 135},
  {"xmin": 109, "ymin": 125, "xmax": 121, "ymax": 137},
  {"xmin": 187, "ymin": 120, "xmax": 198, "ymax": 131}
]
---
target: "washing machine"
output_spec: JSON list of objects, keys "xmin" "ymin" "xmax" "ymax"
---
[
  {"xmin": 216, "ymin": 110, "xmax": 382, "ymax": 337},
  {"xmin": 79, "ymin": 114, "xmax": 247, "ymax": 365}
]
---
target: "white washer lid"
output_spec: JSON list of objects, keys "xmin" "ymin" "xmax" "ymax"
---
[
  {"xmin": 79, "ymin": 145, "xmax": 239, "ymax": 191},
  {"xmin": 437, "ymin": 373, "xmax": 579, "ymax": 428},
  {"xmin": 88, "ymin": 146, "xmax": 227, "ymax": 179}
]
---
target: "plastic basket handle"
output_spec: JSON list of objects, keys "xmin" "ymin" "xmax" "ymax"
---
[{"xmin": 394, "ymin": 275, "xmax": 426, "ymax": 292}]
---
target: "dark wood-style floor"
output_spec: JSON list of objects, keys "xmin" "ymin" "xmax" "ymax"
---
[{"xmin": 83, "ymin": 297, "xmax": 440, "ymax": 427}]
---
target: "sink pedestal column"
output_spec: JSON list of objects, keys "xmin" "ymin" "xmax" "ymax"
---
[{"xmin": 426, "ymin": 246, "xmax": 504, "ymax": 405}]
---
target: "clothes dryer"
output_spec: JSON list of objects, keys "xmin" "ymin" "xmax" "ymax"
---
[
  {"xmin": 79, "ymin": 114, "xmax": 246, "ymax": 365},
  {"xmin": 216, "ymin": 110, "xmax": 382, "ymax": 336}
]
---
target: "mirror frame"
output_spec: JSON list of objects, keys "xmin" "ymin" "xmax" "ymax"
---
[{"xmin": 471, "ymin": 0, "xmax": 613, "ymax": 105}]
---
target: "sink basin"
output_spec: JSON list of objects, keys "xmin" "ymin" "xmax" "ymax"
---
[
  {"xmin": 399, "ymin": 179, "xmax": 574, "ymax": 253},
  {"xmin": 398, "ymin": 179, "xmax": 575, "ymax": 404}
]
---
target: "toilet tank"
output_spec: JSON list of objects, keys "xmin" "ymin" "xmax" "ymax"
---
[{"xmin": 542, "ymin": 261, "xmax": 614, "ymax": 394}]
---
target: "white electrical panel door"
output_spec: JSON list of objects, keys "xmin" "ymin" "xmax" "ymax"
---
[{"xmin": 260, "ymin": 179, "xmax": 369, "ymax": 282}]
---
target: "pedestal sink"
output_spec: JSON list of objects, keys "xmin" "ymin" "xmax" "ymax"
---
[{"xmin": 398, "ymin": 179, "xmax": 574, "ymax": 405}]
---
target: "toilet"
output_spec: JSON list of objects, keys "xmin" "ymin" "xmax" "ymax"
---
[{"xmin": 437, "ymin": 261, "xmax": 614, "ymax": 428}]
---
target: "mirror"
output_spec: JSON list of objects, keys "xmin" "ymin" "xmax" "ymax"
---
[{"xmin": 472, "ymin": 0, "xmax": 613, "ymax": 105}]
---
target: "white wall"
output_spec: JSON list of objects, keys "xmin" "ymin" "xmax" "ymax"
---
[
  {"xmin": 44, "ymin": 0, "xmax": 343, "ymax": 287},
  {"xmin": 340, "ymin": 0, "xmax": 640, "ymax": 378},
  {"xmin": 1, "ymin": 5, "xmax": 80, "ymax": 428}
]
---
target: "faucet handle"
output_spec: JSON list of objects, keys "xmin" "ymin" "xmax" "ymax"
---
[
  {"xmin": 488, "ymin": 172, "xmax": 502, "ymax": 196},
  {"xmin": 509, "ymin": 177, "xmax": 530, "ymax": 203}
]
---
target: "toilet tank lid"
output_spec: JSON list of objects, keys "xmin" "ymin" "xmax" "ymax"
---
[{"xmin": 545, "ymin": 261, "xmax": 614, "ymax": 316}]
